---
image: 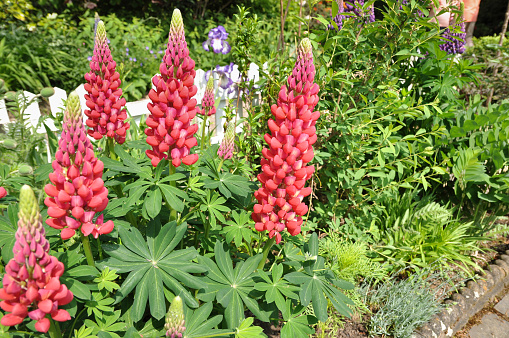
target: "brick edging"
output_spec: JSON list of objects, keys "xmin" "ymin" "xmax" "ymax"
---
[{"xmin": 412, "ymin": 251, "xmax": 509, "ymax": 338}]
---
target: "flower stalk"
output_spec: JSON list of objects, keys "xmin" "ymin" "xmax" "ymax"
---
[{"xmin": 80, "ymin": 232, "xmax": 95, "ymax": 267}]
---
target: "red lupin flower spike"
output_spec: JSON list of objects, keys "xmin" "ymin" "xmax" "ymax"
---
[
  {"xmin": 0, "ymin": 185, "xmax": 74, "ymax": 333},
  {"xmin": 0, "ymin": 187, "xmax": 6, "ymax": 199},
  {"xmin": 145, "ymin": 9, "xmax": 199, "ymax": 167},
  {"xmin": 84, "ymin": 20, "xmax": 130, "ymax": 144},
  {"xmin": 251, "ymin": 38, "xmax": 320, "ymax": 244},
  {"xmin": 44, "ymin": 92, "xmax": 114, "ymax": 240}
]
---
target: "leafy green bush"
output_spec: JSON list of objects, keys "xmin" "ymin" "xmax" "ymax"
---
[{"xmin": 373, "ymin": 191, "xmax": 484, "ymax": 272}]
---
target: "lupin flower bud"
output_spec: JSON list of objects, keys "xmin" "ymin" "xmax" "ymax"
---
[
  {"xmin": 44, "ymin": 92, "xmax": 114, "ymax": 240},
  {"xmin": 251, "ymin": 39, "xmax": 320, "ymax": 244},
  {"xmin": 145, "ymin": 9, "xmax": 199, "ymax": 168},
  {"xmin": 164, "ymin": 296, "xmax": 186, "ymax": 338},
  {"xmin": 218, "ymin": 120, "xmax": 235, "ymax": 160},
  {"xmin": 84, "ymin": 20, "xmax": 130, "ymax": 144},
  {"xmin": 200, "ymin": 76, "xmax": 216, "ymax": 116},
  {"xmin": 0, "ymin": 187, "xmax": 6, "ymax": 199},
  {"xmin": 0, "ymin": 185, "xmax": 74, "ymax": 333}
]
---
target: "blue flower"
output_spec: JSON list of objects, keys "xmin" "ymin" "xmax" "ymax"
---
[
  {"xmin": 203, "ymin": 26, "xmax": 231, "ymax": 54},
  {"xmin": 126, "ymin": 47, "xmax": 129, "ymax": 52},
  {"xmin": 205, "ymin": 63, "xmax": 236, "ymax": 94},
  {"xmin": 87, "ymin": 56, "xmax": 92, "ymax": 61},
  {"xmin": 133, "ymin": 58, "xmax": 137, "ymax": 62}
]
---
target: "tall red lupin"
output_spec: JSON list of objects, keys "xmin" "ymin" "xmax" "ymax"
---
[
  {"xmin": 84, "ymin": 20, "xmax": 130, "ymax": 144},
  {"xmin": 0, "ymin": 185, "xmax": 74, "ymax": 333},
  {"xmin": 44, "ymin": 92, "xmax": 114, "ymax": 240},
  {"xmin": 145, "ymin": 9, "xmax": 199, "ymax": 167},
  {"xmin": 252, "ymin": 38, "xmax": 320, "ymax": 244}
]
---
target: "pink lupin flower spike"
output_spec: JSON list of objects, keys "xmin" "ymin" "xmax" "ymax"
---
[
  {"xmin": 251, "ymin": 39, "xmax": 320, "ymax": 244},
  {"xmin": 44, "ymin": 92, "xmax": 114, "ymax": 240},
  {"xmin": 145, "ymin": 9, "xmax": 200, "ymax": 168},
  {"xmin": 200, "ymin": 76, "xmax": 216, "ymax": 116},
  {"xmin": 84, "ymin": 20, "xmax": 130, "ymax": 144},
  {"xmin": 0, "ymin": 185, "xmax": 74, "ymax": 333},
  {"xmin": 218, "ymin": 120, "xmax": 235, "ymax": 160}
]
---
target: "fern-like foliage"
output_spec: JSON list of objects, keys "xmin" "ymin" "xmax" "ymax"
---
[
  {"xmin": 374, "ymin": 191, "xmax": 484, "ymax": 273},
  {"xmin": 319, "ymin": 232, "xmax": 386, "ymax": 283}
]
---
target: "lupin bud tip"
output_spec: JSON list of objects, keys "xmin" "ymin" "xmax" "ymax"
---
[
  {"xmin": 66, "ymin": 91, "xmax": 82, "ymax": 121},
  {"xmin": 95, "ymin": 20, "xmax": 107, "ymax": 45},
  {"xmin": 206, "ymin": 76, "xmax": 214, "ymax": 90},
  {"xmin": 170, "ymin": 9, "xmax": 184, "ymax": 34},
  {"xmin": 299, "ymin": 38, "xmax": 312, "ymax": 55},
  {"xmin": 19, "ymin": 185, "xmax": 38, "ymax": 220}
]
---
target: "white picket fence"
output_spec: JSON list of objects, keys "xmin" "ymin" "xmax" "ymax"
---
[{"xmin": 0, "ymin": 63, "xmax": 262, "ymax": 145}]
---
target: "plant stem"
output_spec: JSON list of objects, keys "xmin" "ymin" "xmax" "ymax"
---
[
  {"xmin": 97, "ymin": 238, "xmax": 103, "ymax": 260},
  {"xmin": 80, "ymin": 233, "xmax": 95, "ymax": 267},
  {"xmin": 106, "ymin": 138, "xmax": 117, "ymax": 160},
  {"xmin": 204, "ymin": 222, "xmax": 210, "ymax": 240},
  {"xmin": 200, "ymin": 114, "xmax": 208, "ymax": 152},
  {"xmin": 48, "ymin": 318, "xmax": 62, "ymax": 338},
  {"xmin": 257, "ymin": 237, "xmax": 276, "ymax": 270},
  {"xmin": 168, "ymin": 163, "xmax": 177, "ymax": 222},
  {"xmin": 217, "ymin": 159, "xmax": 225, "ymax": 173}
]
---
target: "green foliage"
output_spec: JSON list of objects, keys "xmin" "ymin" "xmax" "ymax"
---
[
  {"xmin": 374, "ymin": 191, "xmax": 484, "ymax": 272},
  {"xmin": 98, "ymin": 221, "xmax": 206, "ymax": 321},
  {"xmin": 0, "ymin": 91, "xmax": 50, "ymax": 167},
  {"xmin": 197, "ymin": 241, "xmax": 268, "ymax": 329},
  {"xmin": 463, "ymin": 35, "xmax": 509, "ymax": 102},
  {"xmin": 284, "ymin": 234, "xmax": 355, "ymax": 322},
  {"xmin": 319, "ymin": 234, "xmax": 386, "ymax": 283}
]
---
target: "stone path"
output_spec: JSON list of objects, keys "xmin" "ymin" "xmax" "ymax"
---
[{"xmin": 469, "ymin": 293, "xmax": 509, "ymax": 338}]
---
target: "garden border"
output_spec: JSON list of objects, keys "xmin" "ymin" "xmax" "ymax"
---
[{"xmin": 412, "ymin": 251, "xmax": 509, "ymax": 338}]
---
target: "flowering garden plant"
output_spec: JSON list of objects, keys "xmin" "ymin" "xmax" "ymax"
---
[
  {"xmin": 0, "ymin": 7, "xmax": 354, "ymax": 338},
  {"xmin": 2, "ymin": 0, "xmax": 500, "ymax": 336}
]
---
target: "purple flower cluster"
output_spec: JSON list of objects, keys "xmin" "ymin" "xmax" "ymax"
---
[
  {"xmin": 328, "ymin": 0, "xmax": 375, "ymax": 31},
  {"xmin": 400, "ymin": 0, "xmax": 424, "ymax": 17},
  {"xmin": 345, "ymin": 0, "xmax": 375, "ymax": 23},
  {"xmin": 328, "ymin": 0, "xmax": 344, "ymax": 30},
  {"xmin": 439, "ymin": 21, "xmax": 466, "ymax": 54},
  {"xmin": 202, "ymin": 26, "xmax": 231, "ymax": 54}
]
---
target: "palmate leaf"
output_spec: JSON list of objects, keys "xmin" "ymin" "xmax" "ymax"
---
[
  {"xmin": 284, "ymin": 234, "xmax": 355, "ymax": 322},
  {"xmin": 254, "ymin": 264, "xmax": 299, "ymax": 313},
  {"xmin": 183, "ymin": 302, "xmax": 231, "ymax": 338},
  {"xmin": 199, "ymin": 156, "xmax": 252, "ymax": 199},
  {"xmin": 222, "ymin": 210, "xmax": 254, "ymax": 248},
  {"xmin": 84, "ymin": 310, "xmax": 125, "ymax": 338},
  {"xmin": 0, "ymin": 204, "xmax": 18, "ymax": 264},
  {"xmin": 98, "ymin": 220, "xmax": 207, "ymax": 322},
  {"xmin": 235, "ymin": 317, "xmax": 266, "ymax": 338},
  {"xmin": 197, "ymin": 242, "xmax": 269, "ymax": 329},
  {"xmin": 280, "ymin": 300, "xmax": 317, "ymax": 338},
  {"xmin": 199, "ymin": 191, "xmax": 231, "ymax": 230}
]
